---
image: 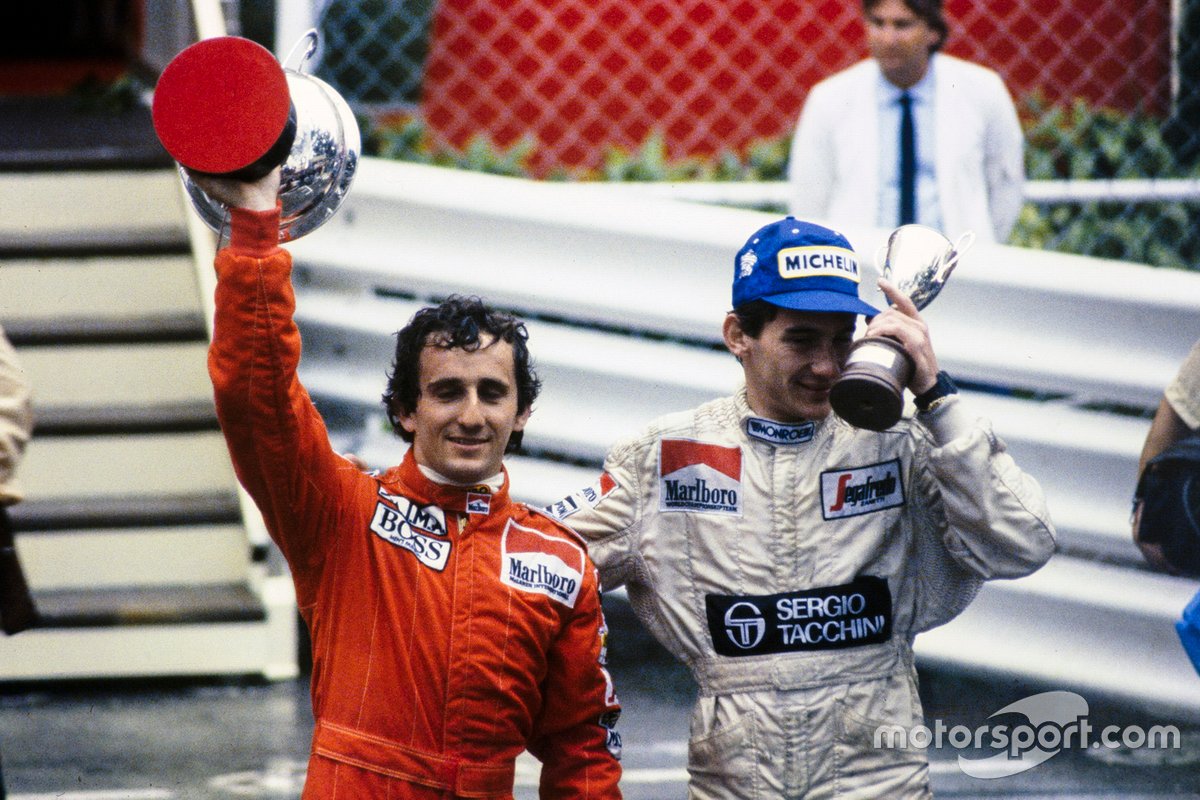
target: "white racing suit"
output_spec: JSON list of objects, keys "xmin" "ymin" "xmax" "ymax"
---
[{"xmin": 548, "ymin": 388, "xmax": 1055, "ymax": 799}]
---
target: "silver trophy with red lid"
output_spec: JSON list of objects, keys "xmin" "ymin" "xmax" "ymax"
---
[{"xmin": 152, "ymin": 31, "xmax": 359, "ymax": 241}]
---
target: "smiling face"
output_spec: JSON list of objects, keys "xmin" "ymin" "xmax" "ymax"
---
[
  {"xmin": 398, "ymin": 335, "xmax": 530, "ymax": 485},
  {"xmin": 865, "ymin": 0, "xmax": 941, "ymax": 88},
  {"xmin": 724, "ymin": 308, "xmax": 857, "ymax": 422}
]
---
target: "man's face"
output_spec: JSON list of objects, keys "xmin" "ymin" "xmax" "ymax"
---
[
  {"xmin": 865, "ymin": 0, "xmax": 939, "ymax": 88},
  {"xmin": 724, "ymin": 308, "xmax": 857, "ymax": 422},
  {"xmin": 398, "ymin": 335, "xmax": 530, "ymax": 485}
]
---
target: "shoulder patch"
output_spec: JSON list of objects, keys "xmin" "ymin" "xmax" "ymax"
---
[
  {"xmin": 659, "ymin": 438, "xmax": 742, "ymax": 516},
  {"xmin": 501, "ymin": 519, "xmax": 586, "ymax": 608},
  {"xmin": 543, "ymin": 472, "xmax": 619, "ymax": 521}
]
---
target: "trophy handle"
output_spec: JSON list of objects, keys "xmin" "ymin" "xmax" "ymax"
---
[
  {"xmin": 941, "ymin": 229, "xmax": 976, "ymax": 273},
  {"xmin": 283, "ymin": 28, "xmax": 320, "ymax": 74}
]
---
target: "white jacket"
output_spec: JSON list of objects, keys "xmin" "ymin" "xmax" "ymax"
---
[
  {"xmin": 552, "ymin": 389, "xmax": 1055, "ymax": 798},
  {"xmin": 788, "ymin": 54, "xmax": 1025, "ymax": 244}
]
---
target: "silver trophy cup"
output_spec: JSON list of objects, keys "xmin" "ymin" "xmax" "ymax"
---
[
  {"xmin": 829, "ymin": 225, "xmax": 974, "ymax": 431},
  {"xmin": 178, "ymin": 30, "xmax": 360, "ymax": 242}
]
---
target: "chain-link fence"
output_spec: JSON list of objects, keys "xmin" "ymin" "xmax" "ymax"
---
[{"xmin": 311, "ymin": 0, "xmax": 1200, "ymax": 269}]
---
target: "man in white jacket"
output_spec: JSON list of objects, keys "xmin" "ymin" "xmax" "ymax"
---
[
  {"xmin": 788, "ymin": 0, "xmax": 1025, "ymax": 244},
  {"xmin": 548, "ymin": 217, "xmax": 1055, "ymax": 798}
]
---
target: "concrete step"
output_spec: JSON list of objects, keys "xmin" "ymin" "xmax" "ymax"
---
[
  {"xmin": 0, "ymin": 576, "xmax": 298, "ymax": 682},
  {"xmin": 0, "ymin": 253, "xmax": 205, "ymax": 343},
  {"xmin": 20, "ymin": 341, "xmax": 215, "ymax": 433},
  {"xmin": 19, "ymin": 431, "xmax": 238, "ymax": 505},
  {"xmin": 31, "ymin": 583, "xmax": 266, "ymax": 628},
  {"xmin": 16, "ymin": 523, "xmax": 256, "ymax": 590},
  {"xmin": 0, "ymin": 169, "xmax": 190, "ymax": 252}
]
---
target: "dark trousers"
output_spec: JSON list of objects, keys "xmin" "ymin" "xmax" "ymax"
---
[{"xmin": 0, "ymin": 505, "xmax": 36, "ymax": 635}]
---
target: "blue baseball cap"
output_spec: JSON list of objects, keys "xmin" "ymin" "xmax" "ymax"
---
[{"xmin": 732, "ymin": 217, "xmax": 880, "ymax": 316}]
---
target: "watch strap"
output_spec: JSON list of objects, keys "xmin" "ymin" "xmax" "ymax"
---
[{"xmin": 915, "ymin": 371, "xmax": 958, "ymax": 412}]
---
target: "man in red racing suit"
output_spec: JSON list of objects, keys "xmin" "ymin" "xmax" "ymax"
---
[{"xmin": 204, "ymin": 171, "xmax": 622, "ymax": 799}]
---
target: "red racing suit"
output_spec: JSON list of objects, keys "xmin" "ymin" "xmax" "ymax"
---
[{"xmin": 208, "ymin": 206, "xmax": 622, "ymax": 799}]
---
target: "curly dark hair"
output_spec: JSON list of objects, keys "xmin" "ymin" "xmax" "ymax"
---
[{"xmin": 381, "ymin": 295, "xmax": 541, "ymax": 453}]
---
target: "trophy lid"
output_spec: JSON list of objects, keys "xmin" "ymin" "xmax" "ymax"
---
[{"xmin": 152, "ymin": 36, "xmax": 292, "ymax": 176}]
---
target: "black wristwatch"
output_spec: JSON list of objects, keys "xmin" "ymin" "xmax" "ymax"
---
[{"xmin": 914, "ymin": 371, "xmax": 957, "ymax": 413}]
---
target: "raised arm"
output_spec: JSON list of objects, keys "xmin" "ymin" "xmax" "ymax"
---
[{"xmin": 199, "ymin": 169, "xmax": 367, "ymax": 585}]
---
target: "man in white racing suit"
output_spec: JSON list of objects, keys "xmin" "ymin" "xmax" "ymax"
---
[{"xmin": 547, "ymin": 217, "xmax": 1056, "ymax": 798}]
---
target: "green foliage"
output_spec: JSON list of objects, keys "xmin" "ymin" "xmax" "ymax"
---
[
  {"xmin": 363, "ymin": 116, "xmax": 790, "ymax": 183},
  {"xmin": 364, "ymin": 114, "xmax": 535, "ymax": 177},
  {"xmin": 1010, "ymin": 92, "xmax": 1200, "ymax": 269}
]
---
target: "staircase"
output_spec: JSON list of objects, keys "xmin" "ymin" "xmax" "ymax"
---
[{"xmin": 0, "ymin": 97, "xmax": 296, "ymax": 681}]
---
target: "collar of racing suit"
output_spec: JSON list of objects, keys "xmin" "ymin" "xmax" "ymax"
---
[
  {"xmin": 733, "ymin": 385, "xmax": 836, "ymax": 446},
  {"xmin": 388, "ymin": 449, "xmax": 513, "ymax": 517}
]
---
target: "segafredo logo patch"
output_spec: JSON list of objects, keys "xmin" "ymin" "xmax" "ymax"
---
[
  {"xmin": 659, "ymin": 439, "xmax": 742, "ymax": 516},
  {"xmin": 820, "ymin": 459, "xmax": 905, "ymax": 519},
  {"xmin": 746, "ymin": 417, "xmax": 815, "ymax": 445},
  {"xmin": 370, "ymin": 486, "xmax": 451, "ymax": 570},
  {"xmin": 543, "ymin": 472, "xmax": 619, "ymax": 521},
  {"xmin": 501, "ymin": 520, "xmax": 585, "ymax": 608},
  {"xmin": 777, "ymin": 245, "xmax": 860, "ymax": 283}
]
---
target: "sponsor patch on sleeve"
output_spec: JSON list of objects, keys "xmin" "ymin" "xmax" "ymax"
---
[
  {"xmin": 820, "ymin": 459, "xmax": 905, "ymax": 519},
  {"xmin": 501, "ymin": 520, "xmax": 585, "ymax": 608},
  {"xmin": 543, "ymin": 472, "xmax": 618, "ymax": 521},
  {"xmin": 659, "ymin": 438, "xmax": 742, "ymax": 516},
  {"xmin": 704, "ymin": 576, "xmax": 892, "ymax": 657}
]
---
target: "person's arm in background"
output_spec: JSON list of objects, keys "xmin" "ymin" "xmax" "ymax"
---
[
  {"xmin": 0, "ymin": 323, "xmax": 32, "ymax": 506},
  {"xmin": 0, "ymin": 322, "xmax": 35, "ymax": 634},
  {"xmin": 1132, "ymin": 340, "xmax": 1200, "ymax": 572}
]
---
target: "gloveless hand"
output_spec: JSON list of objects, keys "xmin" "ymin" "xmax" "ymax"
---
[{"xmin": 865, "ymin": 278, "xmax": 940, "ymax": 395}]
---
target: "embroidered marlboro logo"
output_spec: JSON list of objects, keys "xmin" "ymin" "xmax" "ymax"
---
[
  {"xmin": 501, "ymin": 520, "xmax": 586, "ymax": 608},
  {"xmin": 659, "ymin": 438, "xmax": 742, "ymax": 516}
]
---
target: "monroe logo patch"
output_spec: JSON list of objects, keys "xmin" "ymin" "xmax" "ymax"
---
[
  {"xmin": 745, "ymin": 417, "xmax": 815, "ymax": 445},
  {"xmin": 820, "ymin": 459, "xmax": 905, "ymax": 519},
  {"xmin": 501, "ymin": 520, "xmax": 585, "ymax": 608},
  {"xmin": 659, "ymin": 439, "xmax": 742, "ymax": 516}
]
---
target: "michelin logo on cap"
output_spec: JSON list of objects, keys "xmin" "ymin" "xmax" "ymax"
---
[{"xmin": 777, "ymin": 245, "xmax": 860, "ymax": 283}]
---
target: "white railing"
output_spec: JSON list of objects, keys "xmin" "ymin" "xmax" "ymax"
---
[
  {"xmin": 600, "ymin": 178, "xmax": 1200, "ymax": 207},
  {"xmin": 288, "ymin": 158, "xmax": 1200, "ymax": 721}
]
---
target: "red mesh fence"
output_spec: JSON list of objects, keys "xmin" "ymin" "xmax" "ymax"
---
[{"xmin": 417, "ymin": 0, "xmax": 1173, "ymax": 175}]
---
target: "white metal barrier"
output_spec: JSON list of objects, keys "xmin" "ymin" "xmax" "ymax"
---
[{"xmin": 289, "ymin": 158, "xmax": 1200, "ymax": 721}]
